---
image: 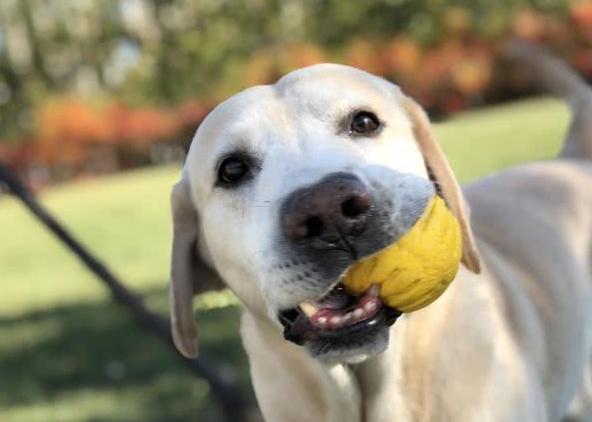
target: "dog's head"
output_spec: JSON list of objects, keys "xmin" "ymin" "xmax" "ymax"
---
[{"xmin": 169, "ymin": 64, "xmax": 480, "ymax": 363}]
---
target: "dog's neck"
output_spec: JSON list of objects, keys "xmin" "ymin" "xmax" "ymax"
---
[
  {"xmin": 239, "ymin": 268, "xmax": 487, "ymax": 421},
  {"xmin": 353, "ymin": 322, "xmax": 414, "ymax": 421},
  {"xmin": 241, "ymin": 309, "xmax": 414, "ymax": 422}
]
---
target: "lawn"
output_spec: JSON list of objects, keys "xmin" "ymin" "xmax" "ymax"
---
[{"xmin": 0, "ymin": 98, "xmax": 568, "ymax": 421}]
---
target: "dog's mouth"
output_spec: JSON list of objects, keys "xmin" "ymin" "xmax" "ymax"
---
[{"xmin": 278, "ymin": 283, "xmax": 401, "ymax": 349}]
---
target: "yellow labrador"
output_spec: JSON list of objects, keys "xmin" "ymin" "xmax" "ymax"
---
[{"xmin": 169, "ymin": 45, "xmax": 592, "ymax": 421}]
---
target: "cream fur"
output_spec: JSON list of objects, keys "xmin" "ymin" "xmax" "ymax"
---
[{"xmin": 170, "ymin": 45, "xmax": 592, "ymax": 421}]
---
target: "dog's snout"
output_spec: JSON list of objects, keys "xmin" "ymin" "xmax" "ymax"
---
[{"xmin": 281, "ymin": 173, "xmax": 372, "ymax": 248}]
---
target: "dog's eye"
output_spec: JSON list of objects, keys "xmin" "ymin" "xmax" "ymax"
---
[
  {"xmin": 350, "ymin": 111, "xmax": 380, "ymax": 135},
  {"xmin": 218, "ymin": 156, "xmax": 250, "ymax": 185}
]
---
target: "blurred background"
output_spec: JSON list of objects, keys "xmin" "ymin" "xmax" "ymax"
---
[{"xmin": 0, "ymin": 0, "xmax": 587, "ymax": 420}]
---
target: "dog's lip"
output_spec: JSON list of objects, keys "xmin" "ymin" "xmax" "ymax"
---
[
  {"xmin": 299, "ymin": 284, "xmax": 380, "ymax": 328},
  {"xmin": 278, "ymin": 283, "xmax": 401, "ymax": 346}
]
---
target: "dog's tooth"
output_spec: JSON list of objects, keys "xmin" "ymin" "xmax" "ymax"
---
[
  {"xmin": 330, "ymin": 316, "xmax": 342, "ymax": 325},
  {"xmin": 353, "ymin": 308, "xmax": 364, "ymax": 318},
  {"xmin": 317, "ymin": 316, "xmax": 328, "ymax": 326},
  {"xmin": 299, "ymin": 302, "xmax": 318, "ymax": 317},
  {"xmin": 365, "ymin": 301, "xmax": 377, "ymax": 312},
  {"xmin": 369, "ymin": 284, "xmax": 380, "ymax": 297},
  {"xmin": 343, "ymin": 312, "xmax": 353, "ymax": 321}
]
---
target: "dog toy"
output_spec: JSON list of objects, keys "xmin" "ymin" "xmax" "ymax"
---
[{"xmin": 342, "ymin": 195, "xmax": 462, "ymax": 312}]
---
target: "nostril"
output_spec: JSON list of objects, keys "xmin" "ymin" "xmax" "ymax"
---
[
  {"xmin": 304, "ymin": 216, "xmax": 324, "ymax": 238},
  {"xmin": 286, "ymin": 215, "xmax": 325, "ymax": 241},
  {"xmin": 341, "ymin": 194, "xmax": 371, "ymax": 218}
]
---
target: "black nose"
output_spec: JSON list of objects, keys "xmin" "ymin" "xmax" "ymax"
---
[{"xmin": 281, "ymin": 173, "xmax": 372, "ymax": 249}]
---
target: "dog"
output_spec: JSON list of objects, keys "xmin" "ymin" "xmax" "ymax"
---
[{"xmin": 169, "ymin": 44, "xmax": 592, "ymax": 421}]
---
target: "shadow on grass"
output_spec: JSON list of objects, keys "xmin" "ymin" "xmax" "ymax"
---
[{"xmin": 0, "ymin": 286, "xmax": 256, "ymax": 422}]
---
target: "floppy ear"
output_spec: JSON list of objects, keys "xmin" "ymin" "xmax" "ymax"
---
[
  {"xmin": 170, "ymin": 177, "xmax": 224, "ymax": 358},
  {"xmin": 401, "ymin": 96, "xmax": 481, "ymax": 273}
]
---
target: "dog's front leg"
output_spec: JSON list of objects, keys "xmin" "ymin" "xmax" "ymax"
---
[{"xmin": 241, "ymin": 312, "xmax": 362, "ymax": 422}]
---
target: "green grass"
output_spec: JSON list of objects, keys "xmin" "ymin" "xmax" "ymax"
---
[
  {"xmin": 0, "ymin": 97, "xmax": 569, "ymax": 421},
  {"xmin": 437, "ymin": 97, "xmax": 568, "ymax": 182}
]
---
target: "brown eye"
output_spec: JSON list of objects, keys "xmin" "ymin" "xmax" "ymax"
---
[
  {"xmin": 218, "ymin": 156, "xmax": 250, "ymax": 185},
  {"xmin": 350, "ymin": 111, "xmax": 380, "ymax": 134}
]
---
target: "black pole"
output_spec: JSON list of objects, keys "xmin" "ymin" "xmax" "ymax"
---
[{"xmin": 0, "ymin": 163, "xmax": 256, "ymax": 422}]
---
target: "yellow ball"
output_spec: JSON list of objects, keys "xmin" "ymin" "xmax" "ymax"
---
[{"xmin": 342, "ymin": 196, "xmax": 462, "ymax": 312}]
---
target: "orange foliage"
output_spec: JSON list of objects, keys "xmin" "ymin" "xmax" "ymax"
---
[
  {"xmin": 451, "ymin": 45, "xmax": 493, "ymax": 96},
  {"xmin": 346, "ymin": 38, "xmax": 387, "ymax": 75},
  {"xmin": 1, "ymin": 141, "xmax": 37, "ymax": 173},
  {"xmin": 107, "ymin": 104, "xmax": 177, "ymax": 147},
  {"xmin": 409, "ymin": 41, "xmax": 463, "ymax": 93},
  {"xmin": 443, "ymin": 7, "xmax": 472, "ymax": 36},
  {"xmin": 279, "ymin": 43, "xmax": 327, "ymax": 72},
  {"xmin": 571, "ymin": 1, "xmax": 592, "ymax": 40},
  {"xmin": 244, "ymin": 42, "xmax": 328, "ymax": 86},
  {"xmin": 512, "ymin": 9, "xmax": 547, "ymax": 41},
  {"xmin": 383, "ymin": 37, "xmax": 422, "ymax": 76},
  {"xmin": 177, "ymin": 100, "xmax": 210, "ymax": 136},
  {"xmin": 571, "ymin": 1, "xmax": 592, "ymax": 28},
  {"xmin": 177, "ymin": 100, "xmax": 209, "ymax": 125},
  {"xmin": 29, "ymin": 96, "xmax": 211, "ymax": 171},
  {"xmin": 8, "ymin": 4, "xmax": 592, "ymax": 182},
  {"xmin": 37, "ymin": 99, "xmax": 113, "ymax": 165},
  {"xmin": 244, "ymin": 50, "xmax": 279, "ymax": 86}
]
